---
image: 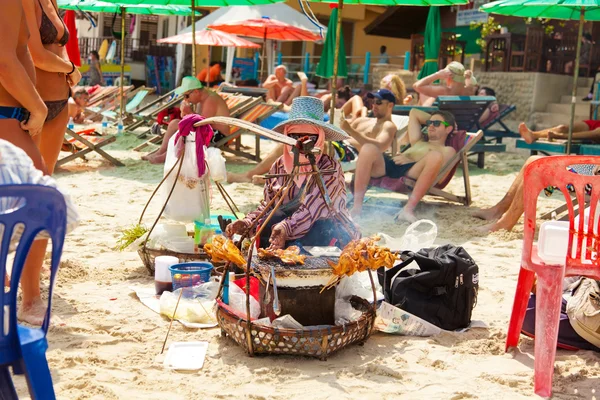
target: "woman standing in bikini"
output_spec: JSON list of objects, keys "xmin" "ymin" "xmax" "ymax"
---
[{"xmin": 17, "ymin": 0, "xmax": 81, "ymax": 325}]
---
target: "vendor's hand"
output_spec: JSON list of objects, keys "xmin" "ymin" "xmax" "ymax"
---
[
  {"xmin": 268, "ymin": 224, "xmax": 287, "ymax": 250},
  {"xmin": 225, "ymin": 220, "xmax": 248, "ymax": 238}
]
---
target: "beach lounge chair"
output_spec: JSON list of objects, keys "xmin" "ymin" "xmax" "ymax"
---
[
  {"xmin": 0, "ymin": 185, "xmax": 67, "ymax": 399},
  {"xmin": 85, "ymin": 85, "xmax": 135, "ymax": 116},
  {"xmin": 219, "ymin": 86, "xmax": 268, "ymax": 98},
  {"xmin": 393, "ymin": 96, "xmax": 504, "ymax": 168},
  {"xmin": 58, "ymin": 128, "xmax": 124, "ymax": 167},
  {"xmin": 211, "ymin": 102, "xmax": 282, "ymax": 161},
  {"xmin": 477, "ymin": 104, "xmax": 518, "ymax": 143},
  {"xmin": 126, "ymin": 88, "xmax": 181, "ymax": 132},
  {"xmin": 355, "ymin": 130, "xmax": 484, "ymax": 207},
  {"xmin": 89, "ymin": 86, "xmax": 156, "ymax": 121},
  {"xmin": 515, "ymin": 139, "xmax": 582, "ymax": 155}
]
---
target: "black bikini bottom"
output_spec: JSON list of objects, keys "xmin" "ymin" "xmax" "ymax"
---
[
  {"xmin": 45, "ymin": 99, "xmax": 69, "ymax": 122},
  {"xmin": 0, "ymin": 106, "xmax": 29, "ymax": 122}
]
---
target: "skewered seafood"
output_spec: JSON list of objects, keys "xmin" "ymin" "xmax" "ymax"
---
[
  {"xmin": 323, "ymin": 236, "xmax": 397, "ymax": 290},
  {"xmin": 257, "ymin": 245, "xmax": 306, "ymax": 265},
  {"xmin": 204, "ymin": 235, "xmax": 247, "ymax": 268}
]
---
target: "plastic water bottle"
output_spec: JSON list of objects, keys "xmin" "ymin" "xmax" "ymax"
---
[
  {"xmin": 117, "ymin": 118, "xmax": 124, "ymax": 136},
  {"xmin": 101, "ymin": 115, "xmax": 108, "ymax": 135},
  {"xmin": 67, "ymin": 117, "xmax": 74, "ymax": 131}
]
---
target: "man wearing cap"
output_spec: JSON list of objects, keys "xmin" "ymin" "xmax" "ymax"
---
[
  {"xmin": 339, "ymin": 88, "xmax": 398, "ymax": 153},
  {"xmin": 351, "ymin": 109, "xmax": 457, "ymax": 223},
  {"xmin": 413, "ymin": 62, "xmax": 477, "ymax": 107},
  {"xmin": 142, "ymin": 76, "xmax": 230, "ymax": 164}
]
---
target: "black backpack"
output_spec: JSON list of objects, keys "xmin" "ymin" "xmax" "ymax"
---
[{"xmin": 377, "ymin": 244, "xmax": 479, "ymax": 331}]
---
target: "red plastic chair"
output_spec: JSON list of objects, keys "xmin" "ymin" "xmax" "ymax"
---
[{"xmin": 505, "ymin": 155, "xmax": 600, "ymax": 398}]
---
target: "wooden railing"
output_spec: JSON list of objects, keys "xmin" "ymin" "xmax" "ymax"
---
[{"xmin": 78, "ymin": 37, "xmax": 176, "ymax": 63}]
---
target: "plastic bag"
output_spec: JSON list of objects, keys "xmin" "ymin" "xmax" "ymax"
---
[
  {"xmin": 334, "ymin": 299, "xmax": 362, "ymax": 325},
  {"xmin": 163, "ymin": 132, "xmax": 210, "ymax": 222},
  {"xmin": 374, "ymin": 301, "xmax": 442, "ymax": 336},
  {"xmin": 336, "ymin": 271, "xmax": 383, "ymax": 303},
  {"xmin": 205, "ymin": 147, "xmax": 227, "ymax": 183},
  {"xmin": 228, "ymin": 281, "xmax": 261, "ymax": 320},
  {"xmin": 159, "ymin": 291, "xmax": 216, "ymax": 324},
  {"xmin": 378, "ymin": 219, "xmax": 437, "ymax": 253}
]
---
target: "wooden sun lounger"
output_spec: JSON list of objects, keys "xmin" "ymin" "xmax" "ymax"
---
[
  {"xmin": 211, "ymin": 102, "xmax": 282, "ymax": 161},
  {"xmin": 219, "ymin": 86, "xmax": 268, "ymax": 97},
  {"xmin": 360, "ymin": 130, "xmax": 484, "ymax": 210},
  {"xmin": 58, "ymin": 128, "xmax": 124, "ymax": 167},
  {"xmin": 516, "ymin": 139, "xmax": 582, "ymax": 155}
]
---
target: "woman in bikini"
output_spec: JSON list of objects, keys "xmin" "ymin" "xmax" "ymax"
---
[{"xmin": 18, "ymin": 0, "xmax": 81, "ymax": 325}]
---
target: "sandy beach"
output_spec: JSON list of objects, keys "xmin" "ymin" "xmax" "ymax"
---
[{"xmin": 11, "ymin": 134, "xmax": 599, "ymax": 399}]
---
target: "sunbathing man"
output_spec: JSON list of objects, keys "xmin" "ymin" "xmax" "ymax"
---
[
  {"xmin": 264, "ymin": 65, "xmax": 296, "ymax": 105},
  {"xmin": 519, "ymin": 120, "xmax": 600, "ymax": 144},
  {"xmin": 227, "ymin": 89, "xmax": 398, "ymax": 184},
  {"xmin": 68, "ymin": 89, "xmax": 91, "ymax": 124},
  {"xmin": 351, "ymin": 109, "xmax": 457, "ymax": 222},
  {"xmin": 143, "ymin": 76, "xmax": 230, "ymax": 164},
  {"xmin": 413, "ymin": 62, "xmax": 477, "ymax": 106}
]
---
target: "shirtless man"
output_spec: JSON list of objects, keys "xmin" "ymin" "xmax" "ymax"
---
[
  {"xmin": 263, "ymin": 65, "xmax": 296, "ymax": 105},
  {"xmin": 143, "ymin": 76, "xmax": 230, "ymax": 164},
  {"xmin": 68, "ymin": 89, "xmax": 90, "ymax": 124},
  {"xmin": 339, "ymin": 89, "xmax": 398, "ymax": 153},
  {"xmin": 351, "ymin": 109, "xmax": 457, "ymax": 222},
  {"xmin": 227, "ymin": 89, "xmax": 398, "ymax": 184},
  {"xmin": 413, "ymin": 62, "xmax": 477, "ymax": 106},
  {"xmin": 0, "ymin": 0, "xmax": 48, "ymax": 170}
]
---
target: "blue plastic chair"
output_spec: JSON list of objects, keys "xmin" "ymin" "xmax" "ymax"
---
[{"xmin": 0, "ymin": 185, "xmax": 67, "ymax": 400}]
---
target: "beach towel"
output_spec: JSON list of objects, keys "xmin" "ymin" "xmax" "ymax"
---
[{"xmin": 176, "ymin": 114, "xmax": 214, "ymax": 178}]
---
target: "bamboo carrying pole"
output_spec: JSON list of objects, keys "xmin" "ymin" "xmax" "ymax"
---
[
  {"xmin": 329, "ymin": 0, "xmax": 344, "ymax": 125},
  {"xmin": 566, "ymin": 8, "xmax": 585, "ymax": 155},
  {"xmin": 119, "ymin": 7, "xmax": 126, "ymax": 121}
]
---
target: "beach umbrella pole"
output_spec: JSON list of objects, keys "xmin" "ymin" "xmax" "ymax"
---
[
  {"xmin": 567, "ymin": 8, "xmax": 585, "ymax": 154},
  {"xmin": 261, "ymin": 29, "xmax": 267, "ymax": 83},
  {"xmin": 191, "ymin": 0, "xmax": 196, "ymax": 76},
  {"xmin": 329, "ymin": 0, "xmax": 344, "ymax": 125},
  {"xmin": 119, "ymin": 7, "xmax": 125, "ymax": 121},
  {"xmin": 206, "ymin": 45, "xmax": 211, "ymax": 85}
]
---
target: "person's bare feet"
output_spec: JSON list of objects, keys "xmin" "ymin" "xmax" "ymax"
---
[
  {"xmin": 547, "ymin": 130, "xmax": 559, "ymax": 142},
  {"xmin": 474, "ymin": 218, "xmax": 514, "ymax": 234},
  {"xmin": 394, "ymin": 209, "xmax": 418, "ymax": 224},
  {"xmin": 148, "ymin": 154, "xmax": 166, "ymax": 165},
  {"xmin": 519, "ymin": 122, "xmax": 536, "ymax": 144},
  {"xmin": 350, "ymin": 205, "xmax": 362, "ymax": 219},
  {"xmin": 18, "ymin": 297, "xmax": 48, "ymax": 326},
  {"xmin": 227, "ymin": 172, "xmax": 252, "ymax": 183},
  {"xmin": 472, "ymin": 207, "xmax": 502, "ymax": 221},
  {"xmin": 297, "ymin": 71, "xmax": 308, "ymax": 82}
]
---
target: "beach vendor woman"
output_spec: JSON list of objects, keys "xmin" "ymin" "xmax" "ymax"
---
[{"xmin": 226, "ymin": 97, "xmax": 360, "ymax": 249}]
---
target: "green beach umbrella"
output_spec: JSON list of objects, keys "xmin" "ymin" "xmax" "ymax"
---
[
  {"xmin": 481, "ymin": 0, "xmax": 600, "ymax": 155},
  {"xmin": 316, "ymin": 6, "xmax": 347, "ymax": 80},
  {"xmin": 417, "ymin": 6, "xmax": 441, "ymax": 79},
  {"xmin": 306, "ymin": 0, "xmax": 468, "ymax": 123},
  {"xmin": 59, "ymin": 0, "xmax": 195, "ymax": 121}
]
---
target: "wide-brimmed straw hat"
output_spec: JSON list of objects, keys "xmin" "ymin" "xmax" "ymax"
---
[{"xmin": 272, "ymin": 96, "xmax": 349, "ymax": 142}]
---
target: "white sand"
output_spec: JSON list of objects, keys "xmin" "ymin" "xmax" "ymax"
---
[{"xmin": 11, "ymin": 135, "xmax": 600, "ymax": 399}]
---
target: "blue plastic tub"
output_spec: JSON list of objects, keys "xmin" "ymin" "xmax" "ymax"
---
[{"xmin": 169, "ymin": 262, "xmax": 213, "ymax": 290}]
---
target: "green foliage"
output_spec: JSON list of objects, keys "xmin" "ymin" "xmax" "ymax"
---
[{"xmin": 116, "ymin": 224, "xmax": 148, "ymax": 251}]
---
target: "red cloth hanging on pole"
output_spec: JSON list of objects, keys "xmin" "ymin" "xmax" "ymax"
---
[{"xmin": 64, "ymin": 10, "xmax": 81, "ymax": 67}]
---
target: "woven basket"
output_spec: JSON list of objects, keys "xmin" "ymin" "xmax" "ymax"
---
[
  {"xmin": 216, "ymin": 296, "xmax": 375, "ymax": 360},
  {"xmin": 138, "ymin": 247, "xmax": 212, "ymax": 276}
]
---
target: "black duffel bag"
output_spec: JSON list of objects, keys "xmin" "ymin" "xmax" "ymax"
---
[{"xmin": 377, "ymin": 244, "xmax": 479, "ymax": 331}]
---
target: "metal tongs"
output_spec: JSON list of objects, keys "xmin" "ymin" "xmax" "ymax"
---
[{"xmin": 269, "ymin": 265, "xmax": 281, "ymax": 316}]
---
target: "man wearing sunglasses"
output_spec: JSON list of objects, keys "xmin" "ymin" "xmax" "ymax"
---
[
  {"xmin": 339, "ymin": 88, "xmax": 398, "ymax": 154},
  {"xmin": 142, "ymin": 76, "xmax": 230, "ymax": 164},
  {"xmin": 351, "ymin": 109, "xmax": 457, "ymax": 223}
]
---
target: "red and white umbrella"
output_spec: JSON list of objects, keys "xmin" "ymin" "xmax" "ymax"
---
[
  {"xmin": 208, "ymin": 17, "xmax": 321, "ymax": 42},
  {"xmin": 209, "ymin": 17, "xmax": 321, "ymax": 80},
  {"xmin": 157, "ymin": 28, "xmax": 261, "ymax": 48},
  {"xmin": 158, "ymin": 29, "xmax": 260, "ymax": 84}
]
